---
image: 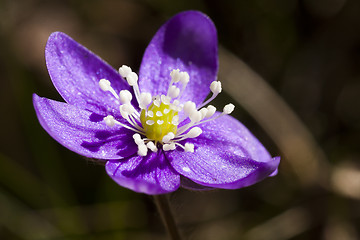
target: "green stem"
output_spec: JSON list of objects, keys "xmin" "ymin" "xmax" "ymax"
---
[{"xmin": 153, "ymin": 194, "xmax": 182, "ymax": 240}]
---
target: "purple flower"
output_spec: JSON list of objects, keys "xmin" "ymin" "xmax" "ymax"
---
[{"xmin": 33, "ymin": 11, "xmax": 280, "ymax": 195}]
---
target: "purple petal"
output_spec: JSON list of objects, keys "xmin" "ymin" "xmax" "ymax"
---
[
  {"xmin": 139, "ymin": 11, "xmax": 218, "ymax": 106},
  {"xmin": 45, "ymin": 32, "xmax": 130, "ymax": 116},
  {"xmin": 33, "ymin": 94, "xmax": 137, "ymax": 159},
  {"xmin": 106, "ymin": 151, "xmax": 180, "ymax": 195},
  {"xmin": 166, "ymin": 115, "xmax": 280, "ymax": 189}
]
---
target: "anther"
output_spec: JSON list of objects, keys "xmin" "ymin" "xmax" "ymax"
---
[
  {"xmin": 99, "ymin": 79, "xmax": 111, "ymax": 91},
  {"xmin": 119, "ymin": 90, "xmax": 132, "ymax": 104},
  {"xmin": 137, "ymin": 144, "xmax": 148, "ymax": 156},
  {"xmin": 146, "ymin": 141, "xmax": 158, "ymax": 152},
  {"xmin": 185, "ymin": 127, "xmax": 202, "ymax": 138},
  {"xmin": 223, "ymin": 103, "xmax": 235, "ymax": 114},
  {"xmin": 170, "ymin": 69, "xmax": 181, "ymax": 83},
  {"xmin": 184, "ymin": 143, "xmax": 194, "ymax": 153},
  {"xmin": 119, "ymin": 65, "xmax": 132, "ymax": 78},
  {"xmin": 162, "ymin": 132, "xmax": 175, "ymax": 143},
  {"xmin": 168, "ymin": 85, "xmax": 180, "ymax": 98},
  {"xmin": 133, "ymin": 133, "xmax": 144, "ymax": 145},
  {"xmin": 139, "ymin": 92, "xmax": 152, "ymax": 109},
  {"xmin": 161, "ymin": 95, "xmax": 171, "ymax": 105},
  {"xmin": 163, "ymin": 143, "xmax": 176, "ymax": 151},
  {"xmin": 104, "ymin": 115, "xmax": 116, "ymax": 127},
  {"xmin": 206, "ymin": 105, "xmax": 216, "ymax": 118},
  {"xmin": 189, "ymin": 111, "xmax": 202, "ymax": 123},
  {"xmin": 210, "ymin": 81, "xmax": 222, "ymax": 94},
  {"xmin": 126, "ymin": 72, "xmax": 138, "ymax": 86},
  {"xmin": 179, "ymin": 72, "xmax": 190, "ymax": 85}
]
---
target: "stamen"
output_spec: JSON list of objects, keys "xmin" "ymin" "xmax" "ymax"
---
[
  {"xmin": 160, "ymin": 95, "xmax": 171, "ymax": 105},
  {"xmin": 104, "ymin": 115, "xmax": 116, "ymax": 127},
  {"xmin": 168, "ymin": 85, "xmax": 180, "ymax": 98},
  {"xmin": 156, "ymin": 111, "xmax": 163, "ymax": 117},
  {"xmin": 163, "ymin": 142, "xmax": 176, "ymax": 151},
  {"xmin": 137, "ymin": 144, "xmax": 148, "ymax": 156},
  {"xmin": 170, "ymin": 69, "xmax": 181, "ymax": 83},
  {"xmin": 162, "ymin": 132, "xmax": 175, "ymax": 143},
  {"xmin": 99, "ymin": 79, "xmax": 119, "ymax": 99},
  {"xmin": 223, "ymin": 103, "xmax": 235, "ymax": 114},
  {"xmin": 146, "ymin": 141, "xmax": 158, "ymax": 152},
  {"xmin": 210, "ymin": 81, "xmax": 222, "ymax": 94},
  {"xmin": 185, "ymin": 143, "xmax": 194, "ymax": 153},
  {"xmin": 119, "ymin": 90, "xmax": 132, "ymax": 104},
  {"xmin": 119, "ymin": 65, "xmax": 132, "ymax": 78},
  {"xmin": 205, "ymin": 105, "xmax": 216, "ymax": 118},
  {"xmin": 197, "ymin": 81, "xmax": 222, "ymax": 109},
  {"xmin": 139, "ymin": 92, "xmax": 152, "ymax": 109}
]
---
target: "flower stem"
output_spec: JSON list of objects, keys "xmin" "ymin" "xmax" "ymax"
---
[{"xmin": 153, "ymin": 194, "xmax": 182, "ymax": 240}]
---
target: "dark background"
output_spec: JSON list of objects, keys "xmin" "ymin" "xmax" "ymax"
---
[{"xmin": 1, "ymin": 0, "xmax": 360, "ymax": 239}]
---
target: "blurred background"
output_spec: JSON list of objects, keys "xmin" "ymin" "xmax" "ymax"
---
[{"xmin": 1, "ymin": 0, "xmax": 360, "ymax": 239}]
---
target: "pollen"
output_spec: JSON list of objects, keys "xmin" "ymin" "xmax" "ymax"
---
[{"xmin": 140, "ymin": 101, "xmax": 178, "ymax": 142}]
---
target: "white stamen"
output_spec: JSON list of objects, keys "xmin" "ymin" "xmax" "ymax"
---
[
  {"xmin": 139, "ymin": 92, "xmax": 152, "ymax": 109},
  {"xmin": 133, "ymin": 133, "xmax": 144, "ymax": 145},
  {"xmin": 210, "ymin": 81, "xmax": 222, "ymax": 94},
  {"xmin": 157, "ymin": 120, "xmax": 164, "ymax": 125},
  {"xmin": 179, "ymin": 72, "xmax": 190, "ymax": 85},
  {"xmin": 146, "ymin": 141, "xmax": 157, "ymax": 152},
  {"xmin": 104, "ymin": 115, "xmax": 116, "ymax": 127},
  {"xmin": 185, "ymin": 143, "xmax": 194, "ymax": 153},
  {"xmin": 189, "ymin": 110, "xmax": 202, "ymax": 123},
  {"xmin": 161, "ymin": 95, "xmax": 171, "ymax": 105},
  {"xmin": 120, "ymin": 104, "xmax": 136, "ymax": 118},
  {"xmin": 163, "ymin": 108, "xmax": 170, "ymax": 114},
  {"xmin": 223, "ymin": 103, "xmax": 235, "ymax": 114},
  {"xmin": 99, "ymin": 79, "xmax": 111, "ymax": 91},
  {"xmin": 137, "ymin": 144, "xmax": 148, "ymax": 156},
  {"xmin": 206, "ymin": 105, "xmax": 216, "ymax": 118},
  {"xmin": 168, "ymin": 85, "xmax": 180, "ymax": 98},
  {"xmin": 126, "ymin": 72, "xmax": 138, "ymax": 86},
  {"xmin": 156, "ymin": 111, "xmax": 163, "ymax": 117},
  {"xmin": 185, "ymin": 127, "xmax": 202, "ymax": 138},
  {"xmin": 163, "ymin": 142, "xmax": 176, "ymax": 151},
  {"xmin": 119, "ymin": 90, "xmax": 132, "ymax": 104},
  {"xmin": 147, "ymin": 111, "xmax": 154, "ymax": 117},
  {"xmin": 183, "ymin": 101, "xmax": 196, "ymax": 116},
  {"xmin": 162, "ymin": 132, "xmax": 175, "ymax": 143},
  {"xmin": 99, "ymin": 79, "xmax": 119, "ymax": 99},
  {"xmin": 119, "ymin": 65, "xmax": 132, "ymax": 78},
  {"xmin": 170, "ymin": 69, "xmax": 181, "ymax": 83},
  {"xmin": 199, "ymin": 108, "xmax": 208, "ymax": 120}
]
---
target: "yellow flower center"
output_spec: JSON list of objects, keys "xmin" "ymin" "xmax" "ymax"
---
[{"xmin": 140, "ymin": 102, "xmax": 178, "ymax": 142}]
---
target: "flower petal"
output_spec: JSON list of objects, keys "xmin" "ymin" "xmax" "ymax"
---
[
  {"xmin": 45, "ymin": 32, "xmax": 130, "ymax": 116},
  {"xmin": 106, "ymin": 151, "xmax": 180, "ymax": 195},
  {"xmin": 166, "ymin": 115, "xmax": 280, "ymax": 189},
  {"xmin": 139, "ymin": 11, "xmax": 218, "ymax": 105},
  {"xmin": 33, "ymin": 94, "xmax": 137, "ymax": 159}
]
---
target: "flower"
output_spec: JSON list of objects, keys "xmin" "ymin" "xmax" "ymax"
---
[{"xmin": 33, "ymin": 11, "xmax": 280, "ymax": 195}]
